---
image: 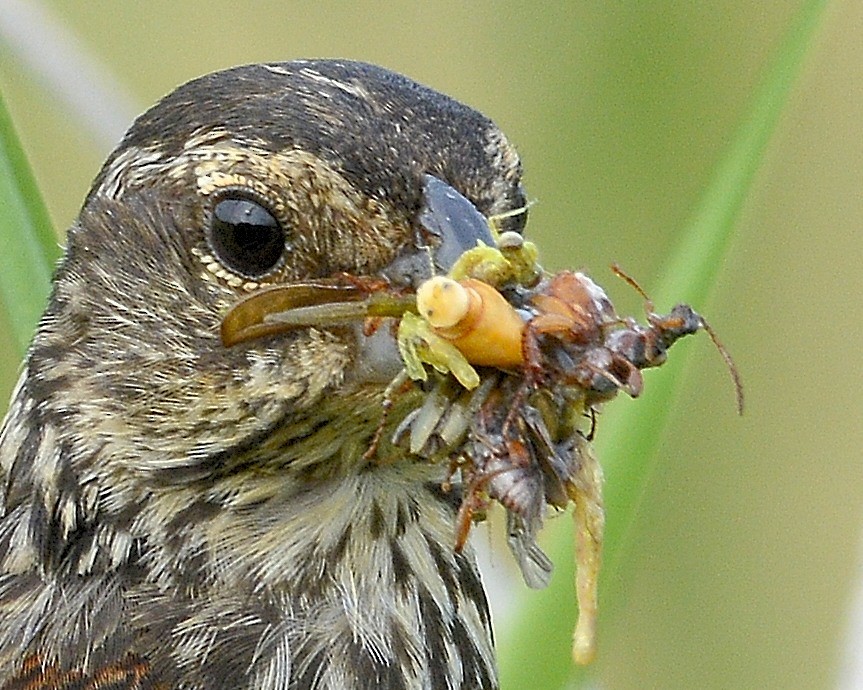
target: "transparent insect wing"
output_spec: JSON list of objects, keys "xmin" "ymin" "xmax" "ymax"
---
[
  {"xmin": 418, "ymin": 174, "xmax": 496, "ymax": 272},
  {"xmin": 506, "ymin": 511, "xmax": 553, "ymax": 589}
]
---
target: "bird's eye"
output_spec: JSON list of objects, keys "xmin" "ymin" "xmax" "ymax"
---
[{"xmin": 208, "ymin": 193, "xmax": 285, "ymax": 278}]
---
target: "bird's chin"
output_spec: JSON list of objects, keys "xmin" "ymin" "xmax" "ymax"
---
[{"xmin": 346, "ymin": 318, "xmax": 406, "ymax": 386}]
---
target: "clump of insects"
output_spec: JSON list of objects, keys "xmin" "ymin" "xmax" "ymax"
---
[
  {"xmin": 220, "ymin": 174, "xmax": 743, "ymax": 665},
  {"xmin": 392, "ymin": 178, "xmax": 743, "ymax": 665}
]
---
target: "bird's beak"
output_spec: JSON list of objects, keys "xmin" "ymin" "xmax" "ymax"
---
[
  {"xmin": 220, "ymin": 281, "xmax": 414, "ymax": 347},
  {"xmin": 220, "ymin": 174, "xmax": 498, "ymax": 349}
]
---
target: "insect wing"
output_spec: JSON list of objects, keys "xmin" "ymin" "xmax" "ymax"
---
[{"xmin": 506, "ymin": 511, "xmax": 553, "ymax": 589}]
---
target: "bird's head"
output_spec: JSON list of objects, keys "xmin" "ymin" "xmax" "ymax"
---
[{"xmin": 0, "ymin": 60, "xmax": 526, "ymax": 579}]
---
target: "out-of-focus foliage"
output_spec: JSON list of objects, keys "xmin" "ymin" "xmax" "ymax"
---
[
  {"xmin": 0, "ymin": 91, "xmax": 58, "ymax": 359},
  {"xmin": 1, "ymin": 2, "xmax": 859, "ymax": 689}
]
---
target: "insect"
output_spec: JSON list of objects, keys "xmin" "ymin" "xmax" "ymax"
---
[{"xmin": 394, "ymin": 187, "xmax": 743, "ymax": 665}]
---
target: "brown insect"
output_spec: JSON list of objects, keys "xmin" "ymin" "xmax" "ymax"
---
[
  {"xmin": 416, "ymin": 266, "xmax": 742, "ymax": 413},
  {"xmin": 410, "ymin": 262, "xmax": 743, "ymax": 664}
]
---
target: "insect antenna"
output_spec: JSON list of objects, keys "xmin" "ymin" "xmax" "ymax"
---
[
  {"xmin": 611, "ymin": 263, "xmax": 744, "ymax": 415},
  {"xmin": 611, "ymin": 262, "xmax": 654, "ymax": 313},
  {"xmin": 487, "ymin": 199, "xmax": 535, "ymax": 237},
  {"xmin": 697, "ymin": 316, "xmax": 745, "ymax": 415}
]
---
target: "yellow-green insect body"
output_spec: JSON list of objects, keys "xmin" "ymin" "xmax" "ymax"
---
[
  {"xmin": 396, "ymin": 232, "xmax": 541, "ymax": 389},
  {"xmin": 396, "ymin": 311, "xmax": 481, "ymax": 389}
]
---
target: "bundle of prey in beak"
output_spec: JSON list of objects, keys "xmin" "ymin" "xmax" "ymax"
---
[{"xmin": 220, "ymin": 173, "xmax": 743, "ymax": 666}]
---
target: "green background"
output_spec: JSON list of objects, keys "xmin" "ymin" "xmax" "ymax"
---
[{"xmin": 1, "ymin": 2, "xmax": 860, "ymax": 688}]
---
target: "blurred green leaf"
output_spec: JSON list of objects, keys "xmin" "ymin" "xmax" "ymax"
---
[
  {"xmin": 498, "ymin": 1, "xmax": 828, "ymax": 688},
  {"xmin": 0, "ymin": 89, "xmax": 59, "ymax": 357}
]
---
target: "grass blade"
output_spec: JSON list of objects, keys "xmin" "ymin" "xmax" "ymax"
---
[
  {"xmin": 498, "ymin": 2, "xmax": 829, "ymax": 687},
  {"xmin": 0, "ymin": 89, "xmax": 59, "ymax": 357}
]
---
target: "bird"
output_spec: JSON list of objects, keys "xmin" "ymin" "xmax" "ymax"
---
[{"xmin": 0, "ymin": 60, "xmax": 529, "ymax": 689}]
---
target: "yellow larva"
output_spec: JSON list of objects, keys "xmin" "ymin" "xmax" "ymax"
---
[{"xmin": 415, "ymin": 276, "xmax": 525, "ymax": 369}]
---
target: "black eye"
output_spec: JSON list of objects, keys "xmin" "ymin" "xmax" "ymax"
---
[{"xmin": 208, "ymin": 193, "xmax": 285, "ymax": 278}]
